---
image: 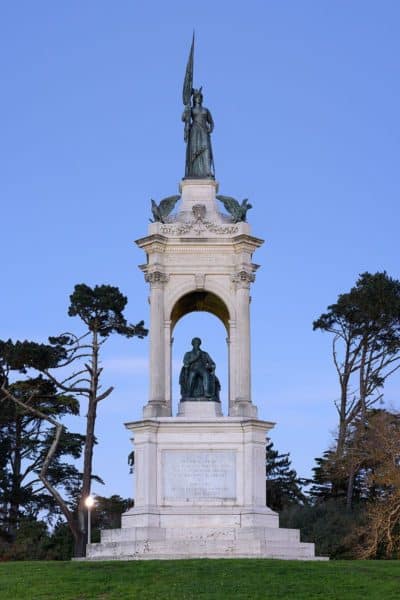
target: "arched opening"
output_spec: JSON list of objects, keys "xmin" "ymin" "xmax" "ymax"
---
[
  {"xmin": 170, "ymin": 291, "xmax": 230, "ymax": 416},
  {"xmin": 171, "ymin": 291, "xmax": 230, "ymax": 332}
]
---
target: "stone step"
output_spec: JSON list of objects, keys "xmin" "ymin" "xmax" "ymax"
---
[
  {"xmin": 100, "ymin": 525, "xmax": 301, "ymax": 545},
  {"xmin": 101, "ymin": 527, "xmax": 165, "ymax": 543},
  {"xmin": 86, "ymin": 537, "xmax": 319, "ymax": 561},
  {"xmin": 237, "ymin": 527, "xmax": 300, "ymax": 543},
  {"xmin": 121, "ymin": 509, "xmax": 279, "ymax": 530},
  {"xmin": 84, "ymin": 553, "xmax": 329, "ymax": 561}
]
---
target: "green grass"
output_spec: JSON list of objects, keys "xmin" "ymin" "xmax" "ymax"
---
[{"xmin": 0, "ymin": 559, "xmax": 399, "ymax": 600}]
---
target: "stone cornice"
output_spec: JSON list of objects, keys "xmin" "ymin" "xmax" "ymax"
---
[
  {"xmin": 135, "ymin": 235, "xmax": 263, "ymax": 255},
  {"xmin": 232, "ymin": 234, "xmax": 264, "ymax": 253},
  {"xmin": 135, "ymin": 234, "xmax": 169, "ymax": 251},
  {"xmin": 125, "ymin": 418, "xmax": 276, "ymax": 430}
]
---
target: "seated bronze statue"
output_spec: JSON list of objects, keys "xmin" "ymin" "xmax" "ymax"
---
[{"xmin": 179, "ymin": 337, "xmax": 220, "ymax": 402}]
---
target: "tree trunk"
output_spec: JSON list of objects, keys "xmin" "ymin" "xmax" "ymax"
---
[
  {"xmin": 359, "ymin": 341, "xmax": 368, "ymax": 422},
  {"xmin": 74, "ymin": 329, "xmax": 99, "ymax": 558},
  {"xmin": 346, "ymin": 464, "xmax": 355, "ymax": 511},
  {"xmin": 73, "ymin": 529, "xmax": 87, "ymax": 559},
  {"xmin": 8, "ymin": 415, "xmax": 22, "ymax": 541},
  {"xmin": 335, "ymin": 338, "xmax": 353, "ymax": 460},
  {"xmin": 337, "ymin": 390, "xmax": 348, "ymax": 459}
]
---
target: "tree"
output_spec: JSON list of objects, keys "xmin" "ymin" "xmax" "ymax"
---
[
  {"xmin": 313, "ymin": 272, "xmax": 400, "ymax": 464},
  {"xmin": 305, "ymin": 409, "xmax": 400, "ymax": 558},
  {"xmin": 0, "ymin": 517, "xmax": 51, "ymax": 561},
  {"xmin": 0, "ymin": 283, "xmax": 147, "ymax": 557},
  {"xmin": 309, "ymin": 440, "xmax": 368, "ymax": 507},
  {"xmin": 266, "ymin": 440, "xmax": 306, "ymax": 511},
  {"xmin": 90, "ymin": 494, "xmax": 134, "ymax": 542},
  {"xmin": 0, "ymin": 377, "xmax": 84, "ymax": 542},
  {"xmin": 310, "ymin": 409, "xmax": 400, "ymax": 506},
  {"xmin": 351, "ymin": 410, "xmax": 400, "ymax": 558},
  {"xmin": 308, "ymin": 450, "xmax": 343, "ymax": 502}
]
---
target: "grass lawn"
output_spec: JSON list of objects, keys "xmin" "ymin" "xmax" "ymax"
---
[{"xmin": 0, "ymin": 559, "xmax": 399, "ymax": 600}]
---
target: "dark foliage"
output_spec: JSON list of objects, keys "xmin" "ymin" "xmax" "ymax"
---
[
  {"xmin": 69, "ymin": 283, "xmax": 148, "ymax": 338},
  {"xmin": 0, "ymin": 378, "xmax": 84, "ymax": 541},
  {"xmin": 280, "ymin": 499, "xmax": 365, "ymax": 559},
  {"xmin": 266, "ymin": 441, "xmax": 306, "ymax": 511}
]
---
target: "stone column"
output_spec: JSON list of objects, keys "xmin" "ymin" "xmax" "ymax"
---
[
  {"xmin": 231, "ymin": 271, "xmax": 257, "ymax": 418},
  {"xmin": 143, "ymin": 271, "xmax": 170, "ymax": 417},
  {"xmin": 164, "ymin": 320, "xmax": 172, "ymax": 416},
  {"xmin": 227, "ymin": 320, "xmax": 236, "ymax": 416}
]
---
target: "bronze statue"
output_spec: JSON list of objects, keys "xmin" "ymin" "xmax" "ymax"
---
[
  {"xmin": 216, "ymin": 195, "xmax": 252, "ymax": 222},
  {"xmin": 150, "ymin": 195, "xmax": 180, "ymax": 223},
  {"xmin": 179, "ymin": 337, "xmax": 220, "ymax": 402},
  {"xmin": 182, "ymin": 36, "xmax": 215, "ymax": 179}
]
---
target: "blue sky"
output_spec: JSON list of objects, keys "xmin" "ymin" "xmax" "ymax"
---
[{"xmin": 2, "ymin": 1, "xmax": 399, "ymax": 499}]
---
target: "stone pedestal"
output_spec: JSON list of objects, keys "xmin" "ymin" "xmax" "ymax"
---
[
  {"xmin": 86, "ymin": 407, "xmax": 324, "ymax": 560},
  {"xmin": 177, "ymin": 400, "xmax": 222, "ymax": 417}
]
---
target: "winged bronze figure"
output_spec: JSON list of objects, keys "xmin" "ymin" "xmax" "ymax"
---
[
  {"xmin": 216, "ymin": 195, "xmax": 252, "ymax": 223},
  {"xmin": 150, "ymin": 195, "xmax": 181, "ymax": 223}
]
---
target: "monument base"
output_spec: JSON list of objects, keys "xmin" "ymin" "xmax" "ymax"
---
[
  {"xmin": 85, "ymin": 410, "xmax": 326, "ymax": 560},
  {"xmin": 86, "ymin": 515, "xmax": 322, "ymax": 560}
]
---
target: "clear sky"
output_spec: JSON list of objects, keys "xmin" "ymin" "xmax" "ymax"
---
[{"xmin": 2, "ymin": 1, "xmax": 399, "ymax": 499}]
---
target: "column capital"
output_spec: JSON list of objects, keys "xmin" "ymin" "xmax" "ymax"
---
[
  {"xmin": 145, "ymin": 271, "xmax": 169, "ymax": 286},
  {"xmin": 232, "ymin": 270, "xmax": 255, "ymax": 289}
]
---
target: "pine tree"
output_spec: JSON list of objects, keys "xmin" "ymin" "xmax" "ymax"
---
[
  {"xmin": 266, "ymin": 440, "xmax": 306, "ymax": 511},
  {"xmin": 0, "ymin": 378, "xmax": 84, "ymax": 541}
]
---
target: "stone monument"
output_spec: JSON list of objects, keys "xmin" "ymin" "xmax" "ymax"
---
[{"xmin": 86, "ymin": 38, "xmax": 324, "ymax": 560}]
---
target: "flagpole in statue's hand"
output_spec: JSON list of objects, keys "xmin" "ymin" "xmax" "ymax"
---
[
  {"xmin": 182, "ymin": 34, "xmax": 194, "ymax": 146},
  {"xmin": 182, "ymin": 32, "xmax": 194, "ymax": 107}
]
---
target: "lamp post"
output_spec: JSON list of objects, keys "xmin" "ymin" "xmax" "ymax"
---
[{"xmin": 85, "ymin": 495, "xmax": 95, "ymax": 545}]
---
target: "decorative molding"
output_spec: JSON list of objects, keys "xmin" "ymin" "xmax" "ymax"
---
[
  {"xmin": 145, "ymin": 271, "xmax": 169, "ymax": 285},
  {"xmin": 201, "ymin": 221, "xmax": 239, "ymax": 235},
  {"xmin": 164, "ymin": 246, "xmax": 236, "ymax": 253},
  {"xmin": 192, "ymin": 204, "xmax": 206, "ymax": 221},
  {"xmin": 160, "ymin": 223, "xmax": 192, "ymax": 235},
  {"xmin": 160, "ymin": 219, "xmax": 239, "ymax": 237}
]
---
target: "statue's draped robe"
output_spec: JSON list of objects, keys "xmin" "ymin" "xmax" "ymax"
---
[{"xmin": 183, "ymin": 106, "xmax": 214, "ymax": 178}]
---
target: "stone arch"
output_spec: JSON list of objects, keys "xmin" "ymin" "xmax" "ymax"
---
[
  {"xmin": 166, "ymin": 278, "xmax": 234, "ymax": 333},
  {"xmin": 170, "ymin": 289, "xmax": 230, "ymax": 333}
]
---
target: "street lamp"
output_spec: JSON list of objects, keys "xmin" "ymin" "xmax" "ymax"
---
[{"xmin": 85, "ymin": 495, "xmax": 95, "ymax": 545}]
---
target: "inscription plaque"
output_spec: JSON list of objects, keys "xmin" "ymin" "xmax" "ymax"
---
[{"xmin": 162, "ymin": 450, "xmax": 236, "ymax": 501}]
